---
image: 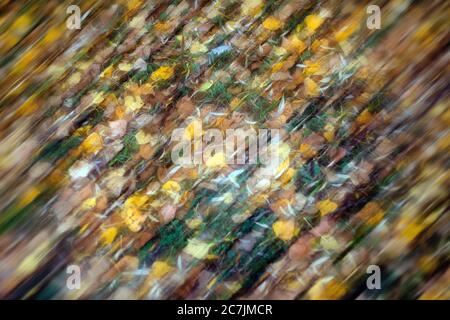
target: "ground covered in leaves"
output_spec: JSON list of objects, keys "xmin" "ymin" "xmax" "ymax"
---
[{"xmin": 0, "ymin": 0, "xmax": 448, "ymax": 299}]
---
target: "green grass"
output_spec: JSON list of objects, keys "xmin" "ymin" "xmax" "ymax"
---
[{"xmin": 108, "ymin": 131, "xmax": 139, "ymax": 167}]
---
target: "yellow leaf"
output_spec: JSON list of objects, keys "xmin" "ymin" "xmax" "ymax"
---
[
  {"xmin": 206, "ymin": 254, "xmax": 218, "ymax": 260},
  {"xmin": 222, "ymin": 192, "xmax": 234, "ymax": 205},
  {"xmin": 304, "ymin": 60, "xmax": 321, "ymax": 76},
  {"xmin": 413, "ymin": 22, "xmax": 432, "ymax": 41},
  {"xmin": 162, "ymin": 180, "xmax": 181, "ymax": 194},
  {"xmin": 11, "ymin": 14, "xmax": 32, "ymax": 33},
  {"xmin": 276, "ymin": 158, "xmax": 290, "ymax": 176},
  {"xmin": 73, "ymin": 63, "xmax": 88, "ymax": 75},
  {"xmin": 124, "ymin": 194, "xmax": 149, "ymax": 208},
  {"xmin": 286, "ymin": 35, "xmax": 306, "ymax": 54},
  {"xmin": 18, "ymin": 186, "xmax": 40, "ymax": 208},
  {"xmin": 308, "ymin": 278, "xmax": 348, "ymax": 299},
  {"xmin": 263, "ymin": 16, "xmax": 282, "ymax": 31},
  {"xmin": 122, "ymin": 206, "xmax": 145, "ymax": 232},
  {"xmin": 43, "ymin": 26, "xmax": 62, "ymax": 44},
  {"xmin": 81, "ymin": 197, "xmax": 97, "ymax": 210},
  {"xmin": 199, "ymin": 80, "xmax": 214, "ymax": 92},
  {"xmin": 68, "ymin": 72, "xmax": 81, "ymax": 85},
  {"xmin": 138, "ymin": 83, "xmax": 154, "ymax": 95},
  {"xmin": 311, "ymin": 38, "xmax": 328, "ymax": 52},
  {"xmin": 320, "ymin": 235, "xmax": 340, "ymax": 251},
  {"xmin": 205, "ymin": 152, "xmax": 226, "ymax": 168},
  {"xmin": 17, "ymin": 240, "xmax": 49, "ymax": 275},
  {"xmin": 126, "ymin": 0, "xmax": 144, "ymax": 10},
  {"xmin": 356, "ymin": 109, "xmax": 373, "ymax": 125},
  {"xmin": 304, "ymin": 77, "xmax": 320, "ymax": 97},
  {"xmin": 317, "ymin": 199, "xmax": 338, "ymax": 216},
  {"xmin": 78, "ymin": 223, "xmax": 90, "ymax": 235},
  {"xmin": 230, "ymin": 97, "xmax": 242, "ymax": 111},
  {"xmin": 115, "ymin": 105, "xmax": 126, "ymax": 119},
  {"xmin": 273, "ymin": 46, "xmax": 288, "ymax": 56},
  {"xmin": 367, "ymin": 210, "xmax": 384, "ymax": 226},
  {"xmin": 14, "ymin": 48, "xmax": 36, "ymax": 73},
  {"xmin": 323, "ymin": 124, "xmax": 335, "ymax": 142},
  {"xmin": 305, "ymin": 14, "xmax": 324, "ymax": 34},
  {"xmin": 400, "ymin": 221, "xmax": 425, "ymax": 242},
  {"xmin": 81, "ymin": 132, "xmax": 103, "ymax": 154},
  {"xmin": 335, "ymin": 23, "xmax": 358, "ymax": 43},
  {"xmin": 299, "ymin": 143, "xmax": 316, "ymax": 158},
  {"xmin": 118, "ymin": 62, "xmax": 133, "ymax": 72},
  {"xmin": 276, "ymin": 143, "xmax": 291, "ymax": 159},
  {"xmin": 154, "ymin": 21, "xmax": 171, "ymax": 33},
  {"xmin": 124, "ymin": 95, "xmax": 144, "ymax": 113},
  {"xmin": 135, "ymin": 130, "xmax": 152, "ymax": 145},
  {"xmin": 183, "ymin": 238, "xmax": 213, "ymax": 259},
  {"xmin": 279, "ymin": 168, "xmax": 295, "ymax": 185},
  {"xmin": 323, "ymin": 130, "xmax": 334, "ymax": 142},
  {"xmin": 101, "ymin": 227, "xmax": 118, "ymax": 245},
  {"xmin": 184, "ymin": 120, "xmax": 201, "ymax": 140},
  {"xmin": 271, "ymin": 62, "xmax": 284, "ymax": 73},
  {"xmin": 16, "ymin": 96, "xmax": 39, "ymax": 116},
  {"xmin": 190, "ymin": 41, "xmax": 208, "ymax": 54},
  {"xmin": 150, "ymin": 66, "xmax": 174, "ymax": 82},
  {"xmin": 241, "ymin": 0, "xmax": 264, "ymax": 16},
  {"xmin": 150, "ymin": 261, "xmax": 173, "ymax": 278},
  {"xmin": 186, "ymin": 218, "xmax": 203, "ymax": 229},
  {"xmin": 92, "ymin": 92, "xmax": 105, "ymax": 105},
  {"xmin": 418, "ymin": 255, "xmax": 438, "ymax": 274},
  {"xmin": 100, "ymin": 65, "xmax": 114, "ymax": 79},
  {"xmin": 273, "ymin": 220, "xmax": 298, "ymax": 241},
  {"xmin": 253, "ymin": 194, "xmax": 269, "ymax": 206},
  {"xmin": 74, "ymin": 125, "xmax": 92, "ymax": 136}
]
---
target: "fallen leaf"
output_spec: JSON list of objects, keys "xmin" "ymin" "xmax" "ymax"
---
[
  {"xmin": 150, "ymin": 65, "xmax": 174, "ymax": 81},
  {"xmin": 273, "ymin": 219, "xmax": 298, "ymax": 241},
  {"xmin": 183, "ymin": 238, "xmax": 213, "ymax": 259},
  {"xmin": 305, "ymin": 14, "xmax": 324, "ymax": 34},
  {"xmin": 81, "ymin": 132, "xmax": 103, "ymax": 154},
  {"xmin": 135, "ymin": 130, "xmax": 152, "ymax": 145},
  {"xmin": 101, "ymin": 227, "xmax": 118, "ymax": 245},
  {"xmin": 263, "ymin": 16, "xmax": 282, "ymax": 31},
  {"xmin": 304, "ymin": 77, "xmax": 320, "ymax": 97},
  {"xmin": 317, "ymin": 199, "xmax": 338, "ymax": 216},
  {"xmin": 124, "ymin": 95, "xmax": 144, "ymax": 113},
  {"xmin": 150, "ymin": 261, "xmax": 173, "ymax": 278}
]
